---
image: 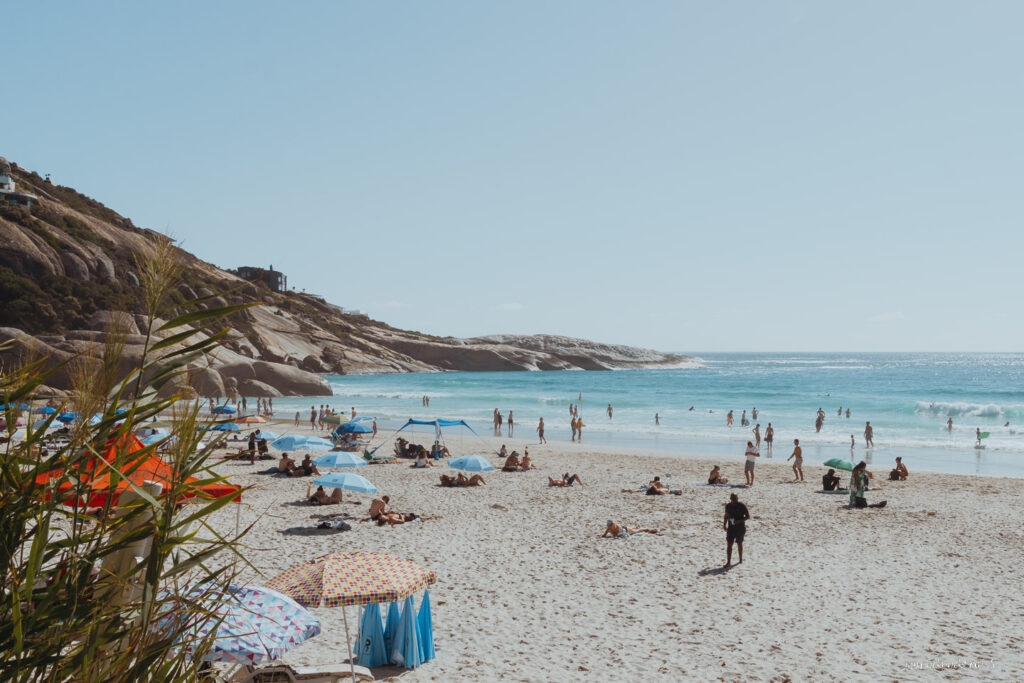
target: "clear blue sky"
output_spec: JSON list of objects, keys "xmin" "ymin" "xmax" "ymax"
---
[{"xmin": 4, "ymin": 2, "xmax": 1022, "ymax": 352}]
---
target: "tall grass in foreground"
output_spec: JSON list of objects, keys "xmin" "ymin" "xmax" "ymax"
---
[{"xmin": 0, "ymin": 242, "xmax": 257, "ymax": 682}]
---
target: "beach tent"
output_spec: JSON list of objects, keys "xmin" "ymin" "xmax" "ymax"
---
[{"xmin": 34, "ymin": 433, "xmax": 241, "ymax": 507}]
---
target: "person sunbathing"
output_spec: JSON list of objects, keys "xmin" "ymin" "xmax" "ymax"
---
[
  {"xmin": 457, "ymin": 472, "xmax": 486, "ymax": 486},
  {"xmin": 298, "ymin": 455, "xmax": 320, "ymax": 477},
  {"xmin": 548, "ymin": 473, "xmax": 584, "ymax": 487},
  {"xmin": 602, "ymin": 521, "xmax": 660, "ymax": 538},
  {"xmin": 502, "ymin": 452, "xmax": 521, "ymax": 472},
  {"xmin": 822, "ymin": 469, "xmax": 843, "ymax": 491},
  {"xmin": 708, "ymin": 466, "xmax": 728, "ymax": 485},
  {"xmin": 307, "ymin": 485, "xmax": 344, "ymax": 505},
  {"xmin": 646, "ymin": 476, "xmax": 670, "ymax": 495},
  {"xmin": 369, "ymin": 495, "xmax": 390, "ymax": 520},
  {"xmin": 277, "ymin": 454, "xmax": 296, "ymax": 475}
]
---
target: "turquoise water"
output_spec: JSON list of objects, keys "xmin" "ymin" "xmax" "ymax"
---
[{"xmin": 272, "ymin": 353, "xmax": 1024, "ymax": 478}]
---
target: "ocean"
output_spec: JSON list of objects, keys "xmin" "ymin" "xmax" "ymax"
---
[{"xmin": 271, "ymin": 353, "xmax": 1024, "ymax": 478}]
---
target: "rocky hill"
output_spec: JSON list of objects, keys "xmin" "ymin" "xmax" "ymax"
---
[{"xmin": 0, "ymin": 157, "xmax": 688, "ymax": 396}]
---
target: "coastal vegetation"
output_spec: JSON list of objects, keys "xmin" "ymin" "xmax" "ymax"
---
[{"xmin": 0, "ymin": 242, "xmax": 252, "ymax": 681}]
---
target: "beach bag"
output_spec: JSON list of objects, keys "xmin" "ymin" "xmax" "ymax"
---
[
  {"xmin": 854, "ymin": 496, "xmax": 867, "ymax": 508},
  {"xmin": 889, "ymin": 470, "xmax": 900, "ymax": 481}
]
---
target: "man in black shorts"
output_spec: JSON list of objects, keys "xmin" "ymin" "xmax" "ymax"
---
[{"xmin": 723, "ymin": 493, "xmax": 750, "ymax": 567}]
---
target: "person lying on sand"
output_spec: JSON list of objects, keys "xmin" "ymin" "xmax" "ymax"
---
[
  {"xmin": 708, "ymin": 466, "xmax": 728, "ymax": 485},
  {"xmin": 440, "ymin": 473, "xmax": 487, "ymax": 487},
  {"xmin": 602, "ymin": 521, "xmax": 659, "ymax": 538},
  {"xmin": 502, "ymin": 451, "xmax": 520, "ymax": 471},
  {"xmin": 548, "ymin": 473, "xmax": 584, "ymax": 487},
  {"xmin": 307, "ymin": 485, "xmax": 344, "ymax": 505}
]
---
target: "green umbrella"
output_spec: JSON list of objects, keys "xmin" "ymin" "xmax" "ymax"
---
[{"xmin": 823, "ymin": 458, "xmax": 854, "ymax": 471}]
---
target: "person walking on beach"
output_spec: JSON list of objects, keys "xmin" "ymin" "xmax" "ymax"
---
[
  {"xmin": 372, "ymin": 417, "xmax": 378, "ymax": 437},
  {"xmin": 787, "ymin": 439, "xmax": 803, "ymax": 482},
  {"xmin": 507, "ymin": 410, "xmax": 514, "ymax": 437},
  {"xmin": 764, "ymin": 423, "xmax": 774, "ymax": 454},
  {"xmin": 309, "ymin": 406, "xmax": 316, "ymax": 430},
  {"xmin": 741, "ymin": 410, "xmax": 748, "ymax": 427},
  {"xmin": 537, "ymin": 417, "xmax": 546, "ymax": 444},
  {"xmin": 294, "ymin": 411, "xmax": 300, "ymax": 427},
  {"xmin": 743, "ymin": 441, "xmax": 759, "ymax": 486},
  {"xmin": 864, "ymin": 421, "xmax": 874, "ymax": 448},
  {"xmin": 727, "ymin": 410, "xmax": 734, "ymax": 427},
  {"xmin": 493, "ymin": 409, "xmax": 500, "ymax": 436},
  {"xmin": 607, "ymin": 404, "xmax": 613, "ymax": 420},
  {"xmin": 976, "ymin": 427, "xmax": 982, "ymax": 446},
  {"xmin": 850, "ymin": 434, "xmax": 855, "ymax": 449},
  {"xmin": 723, "ymin": 493, "xmax": 749, "ymax": 567},
  {"xmin": 753, "ymin": 423, "xmax": 761, "ymax": 449}
]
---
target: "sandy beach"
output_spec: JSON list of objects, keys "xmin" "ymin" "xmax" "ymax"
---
[{"xmin": 206, "ymin": 424, "xmax": 1024, "ymax": 682}]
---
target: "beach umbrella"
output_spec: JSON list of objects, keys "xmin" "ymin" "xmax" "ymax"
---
[
  {"xmin": 139, "ymin": 433, "xmax": 169, "ymax": 446},
  {"xmin": 313, "ymin": 472, "xmax": 377, "ymax": 493},
  {"xmin": 390, "ymin": 595, "xmax": 421, "ymax": 668},
  {"xmin": 56, "ymin": 412, "xmax": 79, "ymax": 424},
  {"xmin": 254, "ymin": 429, "xmax": 280, "ymax": 441},
  {"xmin": 315, "ymin": 452, "xmax": 367, "ymax": 468},
  {"xmin": 211, "ymin": 406, "xmax": 236, "ymax": 415},
  {"xmin": 266, "ymin": 552, "xmax": 436, "ymax": 681},
  {"xmin": 354, "ymin": 602, "xmax": 388, "ymax": 668},
  {"xmin": 156, "ymin": 583, "xmax": 320, "ymax": 665},
  {"xmin": 337, "ymin": 421, "xmax": 373, "ymax": 434},
  {"xmin": 271, "ymin": 435, "xmax": 333, "ymax": 452},
  {"xmin": 213, "ymin": 422, "xmax": 241, "ymax": 432},
  {"xmin": 417, "ymin": 590, "xmax": 435, "ymax": 662},
  {"xmin": 823, "ymin": 458, "xmax": 855, "ymax": 471},
  {"xmin": 448, "ymin": 455, "xmax": 493, "ymax": 472},
  {"xmin": 236, "ymin": 415, "xmax": 266, "ymax": 424},
  {"xmin": 0, "ymin": 403, "xmax": 30, "ymax": 410},
  {"xmin": 35, "ymin": 406, "xmax": 57, "ymax": 415}
]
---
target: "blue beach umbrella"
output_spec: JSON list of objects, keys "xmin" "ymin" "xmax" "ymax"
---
[
  {"xmin": 355, "ymin": 602, "xmax": 388, "ymax": 668},
  {"xmin": 252, "ymin": 429, "xmax": 279, "ymax": 441},
  {"xmin": 448, "ymin": 455, "xmax": 494, "ymax": 472},
  {"xmin": 35, "ymin": 406, "xmax": 57, "ymax": 415},
  {"xmin": 140, "ymin": 433, "xmax": 168, "ymax": 446},
  {"xmin": 390, "ymin": 595, "xmax": 422, "ymax": 669},
  {"xmin": 313, "ymin": 472, "xmax": 377, "ymax": 493},
  {"xmin": 315, "ymin": 452, "xmax": 367, "ymax": 468},
  {"xmin": 337, "ymin": 421, "xmax": 373, "ymax": 434},
  {"xmin": 417, "ymin": 590, "xmax": 435, "ymax": 663},
  {"xmin": 383, "ymin": 601, "xmax": 400, "ymax": 656},
  {"xmin": 211, "ymin": 406, "xmax": 237, "ymax": 415},
  {"xmin": 56, "ymin": 412, "xmax": 79, "ymax": 424},
  {"xmin": 213, "ymin": 423, "xmax": 241, "ymax": 432},
  {"xmin": 0, "ymin": 403, "xmax": 30, "ymax": 411},
  {"xmin": 271, "ymin": 435, "xmax": 334, "ymax": 452}
]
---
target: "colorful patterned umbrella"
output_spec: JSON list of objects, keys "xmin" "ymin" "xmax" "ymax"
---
[
  {"xmin": 265, "ymin": 552, "xmax": 437, "ymax": 608},
  {"xmin": 157, "ymin": 584, "xmax": 320, "ymax": 665},
  {"xmin": 236, "ymin": 415, "xmax": 267, "ymax": 424}
]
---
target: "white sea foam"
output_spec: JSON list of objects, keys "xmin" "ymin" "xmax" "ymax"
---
[{"xmin": 914, "ymin": 401, "xmax": 1015, "ymax": 418}]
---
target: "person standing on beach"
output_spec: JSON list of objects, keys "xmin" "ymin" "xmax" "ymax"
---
[
  {"xmin": 976, "ymin": 427, "xmax": 982, "ymax": 446},
  {"xmin": 744, "ymin": 441, "xmax": 758, "ymax": 486},
  {"xmin": 787, "ymin": 439, "xmax": 803, "ymax": 481},
  {"xmin": 571, "ymin": 416, "xmax": 577, "ymax": 442},
  {"xmin": 655, "ymin": 413, "xmax": 660, "ymax": 425},
  {"xmin": 309, "ymin": 406, "xmax": 316, "ymax": 430},
  {"xmin": 850, "ymin": 435, "xmax": 855, "ymax": 449},
  {"xmin": 753, "ymin": 424, "xmax": 761, "ymax": 449},
  {"xmin": 846, "ymin": 408, "xmax": 851, "ymax": 419},
  {"xmin": 537, "ymin": 417, "xmax": 546, "ymax": 444},
  {"xmin": 764, "ymin": 423, "xmax": 774, "ymax": 454},
  {"xmin": 607, "ymin": 404, "xmax": 613, "ymax": 420},
  {"xmin": 577, "ymin": 417, "xmax": 584, "ymax": 442},
  {"xmin": 947, "ymin": 417, "xmax": 953, "ymax": 431},
  {"xmin": 727, "ymin": 410, "xmax": 734, "ymax": 427},
  {"xmin": 494, "ymin": 409, "xmax": 500, "ymax": 436},
  {"xmin": 507, "ymin": 410, "xmax": 514, "ymax": 437},
  {"xmin": 723, "ymin": 493, "xmax": 749, "ymax": 567},
  {"xmin": 741, "ymin": 410, "xmax": 748, "ymax": 427},
  {"xmin": 294, "ymin": 411, "xmax": 300, "ymax": 427},
  {"xmin": 751, "ymin": 407, "xmax": 758, "ymax": 421},
  {"xmin": 269, "ymin": 398, "xmax": 273, "ymax": 415},
  {"xmin": 351, "ymin": 406, "xmax": 356, "ymax": 419},
  {"xmin": 372, "ymin": 418, "xmax": 378, "ymax": 437},
  {"xmin": 864, "ymin": 421, "xmax": 874, "ymax": 447}
]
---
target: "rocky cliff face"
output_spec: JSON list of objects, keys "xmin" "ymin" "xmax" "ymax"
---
[{"xmin": 0, "ymin": 157, "xmax": 688, "ymax": 395}]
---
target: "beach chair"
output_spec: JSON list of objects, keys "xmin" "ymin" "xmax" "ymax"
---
[{"xmin": 229, "ymin": 662, "xmax": 374, "ymax": 682}]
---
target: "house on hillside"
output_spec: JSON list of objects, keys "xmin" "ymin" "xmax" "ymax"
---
[
  {"xmin": 231, "ymin": 264, "xmax": 288, "ymax": 293},
  {"xmin": 0, "ymin": 157, "xmax": 38, "ymax": 208}
]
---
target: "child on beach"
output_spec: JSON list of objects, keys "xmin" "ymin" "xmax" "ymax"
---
[{"xmin": 787, "ymin": 439, "xmax": 803, "ymax": 482}]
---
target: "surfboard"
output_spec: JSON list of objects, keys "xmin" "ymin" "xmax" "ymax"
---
[{"xmin": 974, "ymin": 444, "xmax": 986, "ymax": 450}]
